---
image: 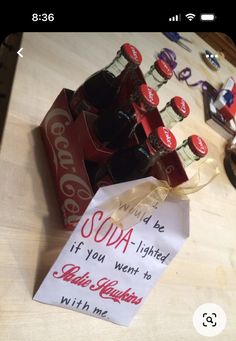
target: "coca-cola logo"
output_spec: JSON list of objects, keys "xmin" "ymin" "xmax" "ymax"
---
[
  {"xmin": 163, "ymin": 62, "xmax": 169, "ymax": 71},
  {"xmin": 180, "ymin": 98, "xmax": 186, "ymax": 113},
  {"xmin": 130, "ymin": 45, "xmax": 139, "ymax": 62},
  {"xmin": 147, "ymin": 86, "xmax": 155, "ymax": 104},
  {"xmin": 140, "ymin": 84, "xmax": 158, "ymax": 108},
  {"xmin": 196, "ymin": 136, "xmax": 207, "ymax": 154},
  {"xmin": 161, "ymin": 60, "xmax": 171, "ymax": 74},
  {"xmin": 43, "ymin": 108, "xmax": 93, "ymax": 227},
  {"xmin": 158, "ymin": 60, "xmax": 172, "ymax": 79},
  {"xmin": 162, "ymin": 127, "xmax": 174, "ymax": 149},
  {"xmin": 124, "ymin": 43, "xmax": 142, "ymax": 65},
  {"xmin": 44, "ymin": 108, "xmax": 72, "ymax": 172},
  {"xmin": 174, "ymin": 96, "xmax": 190, "ymax": 117}
]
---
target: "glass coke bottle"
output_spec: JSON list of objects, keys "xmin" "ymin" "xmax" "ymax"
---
[
  {"xmin": 94, "ymin": 84, "xmax": 159, "ymax": 149},
  {"xmin": 145, "ymin": 59, "xmax": 173, "ymax": 91},
  {"xmin": 95, "ymin": 126, "xmax": 177, "ymax": 183},
  {"xmin": 70, "ymin": 43, "xmax": 142, "ymax": 116},
  {"xmin": 160, "ymin": 96, "xmax": 190, "ymax": 129},
  {"xmin": 177, "ymin": 135, "xmax": 208, "ymax": 167}
]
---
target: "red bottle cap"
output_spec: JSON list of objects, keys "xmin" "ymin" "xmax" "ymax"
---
[
  {"xmin": 188, "ymin": 135, "xmax": 208, "ymax": 157},
  {"xmin": 121, "ymin": 43, "xmax": 142, "ymax": 65},
  {"xmin": 154, "ymin": 59, "xmax": 173, "ymax": 80},
  {"xmin": 157, "ymin": 126, "xmax": 177, "ymax": 151},
  {"xmin": 170, "ymin": 96, "xmax": 190, "ymax": 118},
  {"xmin": 149, "ymin": 126, "xmax": 177, "ymax": 152},
  {"xmin": 139, "ymin": 84, "xmax": 159, "ymax": 108}
]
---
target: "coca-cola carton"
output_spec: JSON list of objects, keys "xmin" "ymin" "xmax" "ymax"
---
[
  {"xmin": 40, "ymin": 89, "xmax": 115, "ymax": 231},
  {"xmin": 40, "ymin": 68, "xmax": 188, "ymax": 230}
]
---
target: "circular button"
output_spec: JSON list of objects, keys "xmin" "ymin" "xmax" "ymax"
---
[{"xmin": 193, "ymin": 303, "xmax": 227, "ymax": 337}]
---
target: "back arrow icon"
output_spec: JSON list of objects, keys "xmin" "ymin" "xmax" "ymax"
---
[{"xmin": 17, "ymin": 48, "xmax": 23, "ymax": 58}]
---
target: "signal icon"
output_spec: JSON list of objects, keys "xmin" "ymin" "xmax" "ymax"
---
[
  {"xmin": 185, "ymin": 13, "xmax": 196, "ymax": 21},
  {"xmin": 169, "ymin": 14, "xmax": 181, "ymax": 22}
]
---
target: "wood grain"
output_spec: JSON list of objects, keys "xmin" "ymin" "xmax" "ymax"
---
[{"xmin": 0, "ymin": 32, "xmax": 236, "ymax": 341}]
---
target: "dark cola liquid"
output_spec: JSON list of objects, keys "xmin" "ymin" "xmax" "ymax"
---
[
  {"xmin": 84, "ymin": 160, "xmax": 101, "ymax": 192},
  {"xmin": 107, "ymin": 144, "xmax": 152, "ymax": 183},
  {"xmin": 94, "ymin": 108, "xmax": 133, "ymax": 149},
  {"xmin": 83, "ymin": 70, "xmax": 118, "ymax": 110}
]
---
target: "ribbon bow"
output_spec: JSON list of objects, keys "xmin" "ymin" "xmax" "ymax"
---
[{"xmin": 102, "ymin": 158, "xmax": 220, "ymax": 230}]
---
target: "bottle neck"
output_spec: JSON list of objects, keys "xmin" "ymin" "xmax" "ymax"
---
[
  {"xmin": 160, "ymin": 102, "xmax": 183, "ymax": 129},
  {"xmin": 176, "ymin": 140, "xmax": 200, "ymax": 168},
  {"xmin": 136, "ymin": 98, "xmax": 155, "ymax": 113},
  {"xmin": 105, "ymin": 51, "xmax": 131, "ymax": 78},
  {"xmin": 145, "ymin": 65, "xmax": 167, "ymax": 91},
  {"xmin": 145, "ymin": 139, "xmax": 166, "ymax": 159},
  {"xmin": 129, "ymin": 91, "xmax": 155, "ymax": 120}
]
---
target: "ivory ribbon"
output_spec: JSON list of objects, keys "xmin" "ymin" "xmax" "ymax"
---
[{"xmin": 102, "ymin": 158, "xmax": 220, "ymax": 230}]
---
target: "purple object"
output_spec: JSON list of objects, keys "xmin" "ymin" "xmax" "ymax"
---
[{"xmin": 158, "ymin": 48, "xmax": 208, "ymax": 90}]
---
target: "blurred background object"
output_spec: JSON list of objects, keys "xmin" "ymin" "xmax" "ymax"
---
[
  {"xmin": 202, "ymin": 49, "xmax": 220, "ymax": 71},
  {"xmin": 197, "ymin": 32, "xmax": 236, "ymax": 67},
  {"xmin": 0, "ymin": 33, "xmax": 22, "ymax": 149}
]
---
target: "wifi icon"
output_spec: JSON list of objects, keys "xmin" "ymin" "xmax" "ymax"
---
[{"xmin": 185, "ymin": 13, "xmax": 196, "ymax": 21}]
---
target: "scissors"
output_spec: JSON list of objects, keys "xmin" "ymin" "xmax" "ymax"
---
[{"xmin": 163, "ymin": 32, "xmax": 192, "ymax": 52}]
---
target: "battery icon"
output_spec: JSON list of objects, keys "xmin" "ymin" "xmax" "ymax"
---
[{"xmin": 200, "ymin": 13, "xmax": 216, "ymax": 21}]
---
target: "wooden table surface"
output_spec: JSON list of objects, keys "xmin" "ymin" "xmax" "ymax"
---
[{"xmin": 0, "ymin": 32, "xmax": 236, "ymax": 340}]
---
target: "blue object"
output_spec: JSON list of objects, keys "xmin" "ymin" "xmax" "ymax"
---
[
  {"xmin": 223, "ymin": 90, "xmax": 234, "ymax": 106},
  {"xmin": 163, "ymin": 32, "xmax": 192, "ymax": 52},
  {"xmin": 204, "ymin": 50, "xmax": 220, "ymax": 70}
]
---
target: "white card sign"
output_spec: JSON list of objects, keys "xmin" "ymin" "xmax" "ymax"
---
[{"xmin": 34, "ymin": 177, "xmax": 189, "ymax": 326}]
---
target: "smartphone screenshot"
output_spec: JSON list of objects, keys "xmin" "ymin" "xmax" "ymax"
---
[{"xmin": 0, "ymin": 8, "xmax": 236, "ymax": 341}]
